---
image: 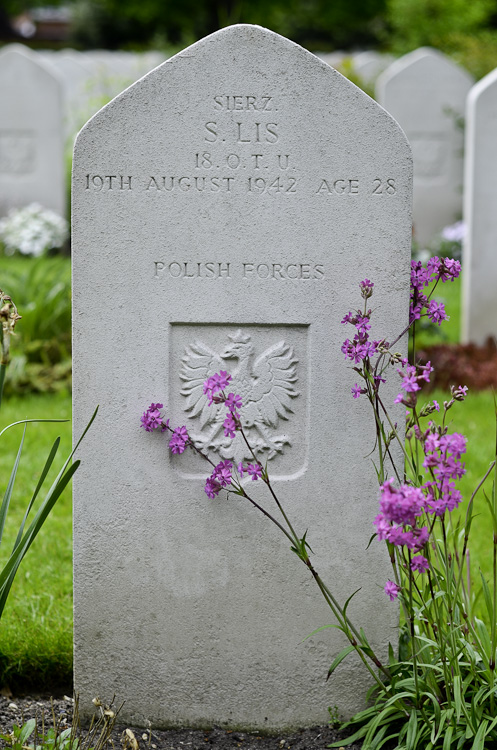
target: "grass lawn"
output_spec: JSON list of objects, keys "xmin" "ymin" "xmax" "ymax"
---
[{"xmin": 0, "ymin": 391, "xmax": 73, "ymax": 692}]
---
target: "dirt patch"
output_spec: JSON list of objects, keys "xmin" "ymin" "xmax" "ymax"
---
[{"xmin": 0, "ymin": 695, "xmax": 361, "ymax": 750}]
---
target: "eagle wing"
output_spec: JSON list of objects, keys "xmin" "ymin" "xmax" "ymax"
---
[
  {"xmin": 180, "ymin": 341, "xmax": 225, "ymax": 428},
  {"xmin": 250, "ymin": 341, "xmax": 299, "ymax": 428}
]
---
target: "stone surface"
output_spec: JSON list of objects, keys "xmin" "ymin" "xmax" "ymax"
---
[
  {"xmin": 352, "ymin": 51, "xmax": 394, "ymax": 86},
  {"xmin": 376, "ymin": 47, "xmax": 473, "ymax": 247},
  {"xmin": 0, "ymin": 44, "xmax": 65, "ymax": 217},
  {"xmin": 43, "ymin": 50, "xmax": 94, "ymax": 140},
  {"xmin": 462, "ymin": 68, "xmax": 497, "ymax": 344},
  {"xmin": 72, "ymin": 24, "xmax": 412, "ymax": 731}
]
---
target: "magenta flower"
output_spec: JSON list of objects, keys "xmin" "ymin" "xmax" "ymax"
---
[
  {"xmin": 169, "ymin": 425, "xmax": 189, "ymax": 454},
  {"xmin": 225, "ymin": 393, "xmax": 243, "ymax": 412},
  {"xmin": 212, "ymin": 459, "xmax": 233, "ymax": 488},
  {"xmin": 411, "ymin": 555, "xmax": 430, "ymax": 573},
  {"xmin": 384, "ymin": 581, "xmax": 401, "ymax": 601},
  {"xmin": 247, "ymin": 463, "xmax": 262, "ymax": 481},
  {"xmin": 204, "ymin": 476, "xmax": 221, "ymax": 498},
  {"xmin": 427, "ymin": 300, "xmax": 448, "ymax": 325},
  {"xmin": 351, "ymin": 383, "xmax": 362, "ymax": 399},
  {"xmin": 399, "ymin": 364, "xmax": 421, "ymax": 393},
  {"xmin": 204, "ymin": 371, "xmax": 232, "ymax": 404},
  {"xmin": 140, "ymin": 403, "xmax": 164, "ymax": 432},
  {"xmin": 439, "ymin": 257, "xmax": 461, "ymax": 282},
  {"xmin": 379, "ymin": 479, "xmax": 424, "ymax": 527},
  {"xmin": 223, "ymin": 413, "xmax": 237, "ymax": 438},
  {"xmin": 360, "ymin": 279, "xmax": 374, "ymax": 299}
]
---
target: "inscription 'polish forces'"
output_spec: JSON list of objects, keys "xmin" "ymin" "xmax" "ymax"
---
[{"xmin": 153, "ymin": 261, "xmax": 325, "ymax": 280}]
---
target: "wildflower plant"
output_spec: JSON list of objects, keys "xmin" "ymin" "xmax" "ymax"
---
[{"xmin": 141, "ymin": 255, "xmax": 497, "ymax": 749}]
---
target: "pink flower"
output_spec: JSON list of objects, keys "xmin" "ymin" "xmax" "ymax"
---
[
  {"xmin": 379, "ymin": 479, "xmax": 424, "ymax": 527},
  {"xmin": 351, "ymin": 383, "xmax": 362, "ymax": 399},
  {"xmin": 223, "ymin": 413, "xmax": 237, "ymax": 438},
  {"xmin": 204, "ymin": 476, "xmax": 221, "ymax": 498},
  {"xmin": 204, "ymin": 371, "xmax": 232, "ymax": 404},
  {"xmin": 360, "ymin": 279, "xmax": 374, "ymax": 299},
  {"xmin": 169, "ymin": 426, "xmax": 189, "ymax": 454},
  {"xmin": 384, "ymin": 581, "xmax": 401, "ymax": 601},
  {"xmin": 411, "ymin": 555, "xmax": 430, "ymax": 573},
  {"xmin": 225, "ymin": 393, "xmax": 243, "ymax": 412},
  {"xmin": 247, "ymin": 463, "xmax": 262, "ymax": 481},
  {"xmin": 140, "ymin": 403, "xmax": 164, "ymax": 432},
  {"xmin": 427, "ymin": 300, "xmax": 448, "ymax": 325}
]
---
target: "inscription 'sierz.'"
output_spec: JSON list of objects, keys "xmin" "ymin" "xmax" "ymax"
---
[{"xmin": 180, "ymin": 330, "xmax": 299, "ymax": 463}]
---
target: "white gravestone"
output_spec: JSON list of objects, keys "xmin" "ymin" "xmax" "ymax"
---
[
  {"xmin": 377, "ymin": 47, "xmax": 473, "ymax": 247},
  {"xmin": 73, "ymin": 25, "xmax": 412, "ymax": 730},
  {"xmin": 352, "ymin": 51, "xmax": 394, "ymax": 87},
  {"xmin": 462, "ymin": 68, "xmax": 497, "ymax": 344},
  {"xmin": 0, "ymin": 45, "xmax": 65, "ymax": 218}
]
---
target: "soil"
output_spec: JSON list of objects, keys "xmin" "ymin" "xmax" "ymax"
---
[{"xmin": 0, "ymin": 694, "xmax": 362, "ymax": 750}]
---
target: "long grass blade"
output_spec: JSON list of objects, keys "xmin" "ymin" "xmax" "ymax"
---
[
  {"xmin": 12, "ymin": 437, "xmax": 60, "ymax": 551},
  {"xmin": 0, "ymin": 422, "xmax": 26, "ymax": 545}
]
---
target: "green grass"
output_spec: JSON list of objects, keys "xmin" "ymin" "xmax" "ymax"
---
[
  {"xmin": 422, "ymin": 388, "xmax": 497, "ymax": 600},
  {"xmin": 413, "ymin": 275, "xmax": 462, "ymax": 349},
  {"xmin": 0, "ymin": 392, "xmax": 73, "ymax": 692}
]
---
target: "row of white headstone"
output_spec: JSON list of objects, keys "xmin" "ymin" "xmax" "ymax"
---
[
  {"xmin": 0, "ymin": 41, "xmax": 495, "ymax": 343},
  {"xmin": 0, "ymin": 43, "xmax": 167, "ymax": 219}
]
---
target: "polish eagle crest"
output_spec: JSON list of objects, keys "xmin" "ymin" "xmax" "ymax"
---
[{"xmin": 179, "ymin": 330, "xmax": 299, "ymax": 463}]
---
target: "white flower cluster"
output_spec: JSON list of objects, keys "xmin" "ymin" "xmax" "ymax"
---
[{"xmin": 0, "ymin": 203, "xmax": 68, "ymax": 257}]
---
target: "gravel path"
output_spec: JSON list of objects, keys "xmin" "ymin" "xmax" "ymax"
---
[{"xmin": 0, "ymin": 693, "xmax": 363, "ymax": 749}]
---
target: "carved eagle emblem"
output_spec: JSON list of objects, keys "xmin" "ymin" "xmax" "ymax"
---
[{"xmin": 179, "ymin": 330, "xmax": 299, "ymax": 463}]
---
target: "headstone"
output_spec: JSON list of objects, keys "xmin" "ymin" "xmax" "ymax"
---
[
  {"xmin": 462, "ymin": 68, "xmax": 497, "ymax": 344},
  {"xmin": 43, "ymin": 50, "xmax": 94, "ymax": 140},
  {"xmin": 0, "ymin": 44, "xmax": 65, "ymax": 217},
  {"xmin": 314, "ymin": 51, "xmax": 346, "ymax": 69},
  {"xmin": 376, "ymin": 47, "xmax": 473, "ymax": 247},
  {"xmin": 352, "ymin": 51, "xmax": 394, "ymax": 86},
  {"xmin": 72, "ymin": 24, "xmax": 412, "ymax": 730}
]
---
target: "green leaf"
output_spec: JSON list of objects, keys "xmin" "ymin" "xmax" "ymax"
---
[
  {"xmin": 0, "ymin": 459, "xmax": 80, "ymax": 618},
  {"xmin": 405, "ymin": 708, "xmax": 417, "ymax": 749},
  {"xmin": 471, "ymin": 719, "xmax": 488, "ymax": 750},
  {"xmin": 453, "ymin": 674, "xmax": 462, "ymax": 722},
  {"xmin": 302, "ymin": 623, "xmax": 345, "ymax": 641},
  {"xmin": 0, "ymin": 422, "xmax": 26, "ymax": 546},
  {"xmin": 326, "ymin": 645, "xmax": 356, "ymax": 681},
  {"xmin": 12, "ymin": 437, "xmax": 60, "ymax": 552},
  {"xmin": 442, "ymin": 725, "xmax": 453, "ymax": 750},
  {"xmin": 18, "ymin": 718, "xmax": 35, "ymax": 743},
  {"xmin": 343, "ymin": 588, "xmax": 362, "ymax": 620},
  {"xmin": 475, "ymin": 618, "xmax": 492, "ymax": 663}
]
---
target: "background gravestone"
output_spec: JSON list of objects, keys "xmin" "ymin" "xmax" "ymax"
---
[
  {"xmin": 72, "ymin": 25, "xmax": 412, "ymax": 730},
  {"xmin": 462, "ymin": 67, "xmax": 497, "ymax": 344},
  {"xmin": 0, "ymin": 44, "xmax": 65, "ymax": 217},
  {"xmin": 377, "ymin": 47, "xmax": 473, "ymax": 247}
]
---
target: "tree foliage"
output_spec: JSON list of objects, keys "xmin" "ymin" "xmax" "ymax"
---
[{"xmin": 69, "ymin": 0, "xmax": 388, "ymax": 51}]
